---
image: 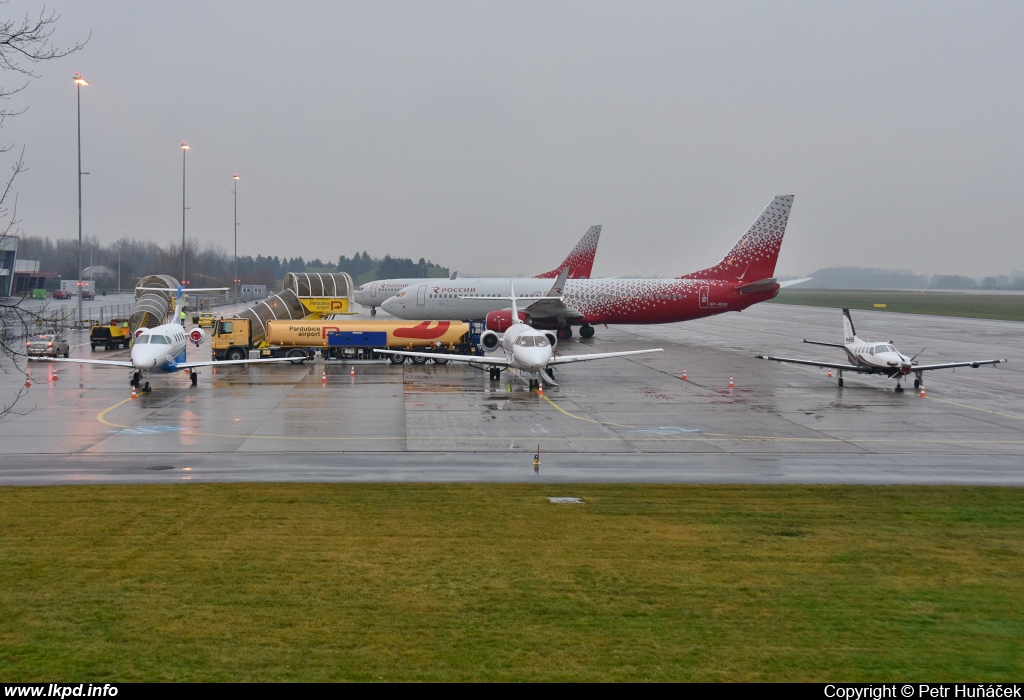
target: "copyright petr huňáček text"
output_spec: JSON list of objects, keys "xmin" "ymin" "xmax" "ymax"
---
[{"xmin": 825, "ymin": 686, "xmax": 1022, "ymax": 699}]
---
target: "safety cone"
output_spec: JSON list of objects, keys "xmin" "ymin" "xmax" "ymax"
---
[
  {"xmin": 350, "ymin": 366, "xmax": 355, "ymax": 377},
  {"xmin": 682, "ymin": 368, "xmax": 687, "ymax": 381},
  {"xmin": 24, "ymin": 369, "xmax": 31, "ymax": 388},
  {"xmin": 131, "ymin": 385, "xmax": 137, "ymax": 399},
  {"xmin": 920, "ymin": 385, "xmax": 926, "ymax": 398},
  {"xmin": 827, "ymin": 368, "xmax": 833, "ymax": 378},
  {"xmin": 537, "ymin": 383, "xmax": 543, "ymax": 395},
  {"xmin": 729, "ymin": 376, "xmax": 734, "ymax": 388},
  {"xmin": 321, "ymin": 369, "xmax": 327, "ymax": 383},
  {"xmin": 49, "ymin": 368, "xmax": 56, "ymax": 382}
]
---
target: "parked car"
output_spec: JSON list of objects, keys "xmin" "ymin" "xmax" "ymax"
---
[
  {"xmin": 81, "ymin": 290, "xmax": 95, "ymax": 300},
  {"xmin": 26, "ymin": 334, "xmax": 70, "ymax": 358},
  {"xmin": 197, "ymin": 312, "xmax": 216, "ymax": 328},
  {"xmin": 52, "ymin": 290, "xmax": 71, "ymax": 299}
]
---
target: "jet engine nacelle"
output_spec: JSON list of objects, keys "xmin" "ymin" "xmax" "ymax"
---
[
  {"xmin": 485, "ymin": 309, "xmax": 527, "ymax": 333},
  {"xmin": 189, "ymin": 328, "xmax": 205, "ymax": 347},
  {"xmin": 479, "ymin": 330, "xmax": 500, "ymax": 351},
  {"xmin": 544, "ymin": 331, "xmax": 558, "ymax": 350}
]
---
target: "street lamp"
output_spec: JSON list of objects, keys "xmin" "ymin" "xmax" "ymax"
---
[
  {"xmin": 74, "ymin": 72, "xmax": 88, "ymax": 324},
  {"xmin": 181, "ymin": 140, "xmax": 190, "ymax": 284},
  {"xmin": 233, "ymin": 173, "xmax": 240, "ymax": 298}
]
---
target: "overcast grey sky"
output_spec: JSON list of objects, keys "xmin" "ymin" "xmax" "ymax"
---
[{"xmin": 5, "ymin": 1, "xmax": 1023, "ymax": 277}]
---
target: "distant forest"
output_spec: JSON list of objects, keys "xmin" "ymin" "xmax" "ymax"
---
[
  {"xmin": 16, "ymin": 236, "xmax": 449, "ymax": 290},
  {"xmin": 797, "ymin": 267, "xmax": 1024, "ymax": 290}
]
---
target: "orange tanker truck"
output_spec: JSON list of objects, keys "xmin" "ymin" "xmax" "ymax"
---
[{"xmin": 211, "ymin": 318, "xmax": 477, "ymax": 364}]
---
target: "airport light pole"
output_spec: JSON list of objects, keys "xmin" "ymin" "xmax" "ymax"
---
[
  {"xmin": 233, "ymin": 172, "xmax": 240, "ymax": 298},
  {"xmin": 74, "ymin": 72, "xmax": 88, "ymax": 324},
  {"xmin": 181, "ymin": 140, "xmax": 190, "ymax": 284}
]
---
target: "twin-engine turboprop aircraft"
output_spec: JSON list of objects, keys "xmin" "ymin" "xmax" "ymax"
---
[
  {"xmin": 52, "ymin": 286, "xmax": 295, "ymax": 391},
  {"xmin": 382, "ymin": 196, "xmax": 810, "ymax": 339},
  {"xmin": 353, "ymin": 224, "xmax": 602, "ymax": 314},
  {"xmin": 756, "ymin": 308, "xmax": 1008, "ymax": 392},
  {"xmin": 378, "ymin": 281, "xmax": 663, "ymax": 388}
]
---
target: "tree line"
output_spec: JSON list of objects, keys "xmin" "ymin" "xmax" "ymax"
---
[{"xmin": 16, "ymin": 235, "xmax": 449, "ymax": 290}]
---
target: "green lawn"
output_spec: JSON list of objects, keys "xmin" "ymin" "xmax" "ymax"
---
[
  {"xmin": 770, "ymin": 289, "xmax": 1024, "ymax": 321},
  {"xmin": 1, "ymin": 484, "xmax": 1022, "ymax": 681}
]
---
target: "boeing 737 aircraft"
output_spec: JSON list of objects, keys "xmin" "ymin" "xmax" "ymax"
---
[
  {"xmin": 51, "ymin": 287, "xmax": 294, "ymax": 391},
  {"xmin": 354, "ymin": 224, "xmax": 602, "ymax": 314},
  {"xmin": 756, "ymin": 308, "xmax": 1008, "ymax": 392},
  {"xmin": 379, "ymin": 281, "xmax": 663, "ymax": 388},
  {"xmin": 382, "ymin": 196, "xmax": 807, "ymax": 338}
]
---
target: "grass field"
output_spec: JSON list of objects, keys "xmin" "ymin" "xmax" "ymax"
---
[
  {"xmin": 769, "ymin": 289, "xmax": 1024, "ymax": 322},
  {"xmin": 1, "ymin": 483, "xmax": 1022, "ymax": 682}
]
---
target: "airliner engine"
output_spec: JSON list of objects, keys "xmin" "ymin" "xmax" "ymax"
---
[
  {"xmin": 544, "ymin": 331, "xmax": 558, "ymax": 349},
  {"xmin": 189, "ymin": 328, "xmax": 205, "ymax": 347},
  {"xmin": 485, "ymin": 309, "xmax": 527, "ymax": 333},
  {"xmin": 480, "ymin": 330, "xmax": 500, "ymax": 351}
]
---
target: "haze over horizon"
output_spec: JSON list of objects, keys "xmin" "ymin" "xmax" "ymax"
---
[{"xmin": 4, "ymin": 1, "xmax": 1022, "ymax": 279}]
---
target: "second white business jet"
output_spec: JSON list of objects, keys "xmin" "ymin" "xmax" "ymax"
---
[
  {"xmin": 378, "ymin": 277, "xmax": 663, "ymax": 388},
  {"xmin": 756, "ymin": 308, "xmax": 1007, "ymax": 392}
]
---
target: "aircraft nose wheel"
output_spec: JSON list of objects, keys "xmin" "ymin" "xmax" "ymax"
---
[
  {"xmin": 190, "ymin": 371, "xmax": 198, "ymax": 386},
  {"xmin": 130, "ymin": 372, "xmax": 141, "ymax": 388},
  {"xmin": 370, "ymin": 308, "xmax": 376, "ymax": 316},
  {"xmin": 895, "ymin": 384, "xmax": 904, "ymax": 393},
  {"xmin": 913, "ymin": 379, "xmax": 921, "ymax": 388},
  {"xmin": 488, "ymin": 367, "xmax": 500, "ymax": 381},
  {"xmin": 837, "ymin": 378, "xmax": 843, "ymax": 387}
]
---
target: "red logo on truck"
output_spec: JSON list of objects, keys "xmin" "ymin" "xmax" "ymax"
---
[{"xmin": 393, "ymin": 321, "xmax": 451, "ymax": 339}]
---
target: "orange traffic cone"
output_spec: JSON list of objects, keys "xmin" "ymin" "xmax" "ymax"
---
[
  {"xmin": 321, "ymin": 369, "xmax": 327, "ymax": 383},
  {"xmin": 682, "ymin": 368, "xmax": 687, "ymax": 381},
  {"xmin": 537, "ymin": 383, "xmax": 543, "ymax": 395},
  {"xmin": 49, "ymin": 368, "xmax": 56, "ymax": 382},
  {"xmin": 728, "ymin": 376, "xmax": 734, "ymax": 388},
  {"xmin": 24, "ymin": 369, "xmax": 31, "ymax": 388},
  {"xmin": 920, "ymin": 385, "xmax": 926, "ymax": 398},
  {"xmin": 350, "ymin": 367, "xmax": 355, "ymax": 377},
  {"xmin": 131, "ymin": 385, "xmax": 137, "ymax": 399},
  {"xmin": 827, "ymin": 368, "xmax": 833, "ymax": 378}
]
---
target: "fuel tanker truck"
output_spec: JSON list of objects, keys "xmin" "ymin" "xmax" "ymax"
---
[{"xmin": 211, "ymin": 318, "xmax": 476, "ymax": 364}]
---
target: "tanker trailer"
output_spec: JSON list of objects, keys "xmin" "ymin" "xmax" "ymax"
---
[{"xmin": 211, "ymin": 317, "xmax": 473, "ymax": 363}]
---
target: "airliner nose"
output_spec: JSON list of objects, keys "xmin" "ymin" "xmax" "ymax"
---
[
  {"xmin": 521, "ymin": 348, "xmax": 551, "ymax": 371},
  {"xmin": 381, "ymin": 298, "xmax": 403, "ymax": 317}
]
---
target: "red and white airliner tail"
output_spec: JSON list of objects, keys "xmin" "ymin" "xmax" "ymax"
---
[
  {"xmin": 535, "ymin": 225, "xmax": 601, "ymax": 279},
  {"xmin": 685, "ymin": 195, "xmax": 794, "ymax": 283}
]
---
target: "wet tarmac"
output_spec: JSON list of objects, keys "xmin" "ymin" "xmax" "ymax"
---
[{"xmin": 1, "ymin": 303, "xmax": 1021, "ymax": 485}]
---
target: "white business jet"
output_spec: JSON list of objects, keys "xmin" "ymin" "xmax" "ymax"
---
[
  {"xmin": 756, "ymin": 308, "xmax": 1007, "ymax": 392},
  {"xmin": 52, "ymin": 286, "xmax": 295, "ymax": 391},
  {"xmin": 378, "ymin": 276, "xmax": 663, "ymax": 389}
]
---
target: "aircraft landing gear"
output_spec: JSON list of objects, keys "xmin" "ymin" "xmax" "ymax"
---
[
  {"xmin": 838, "ymin": 378, "xmax": 844, "ymax": 387},
  {"xmin": 914, "ymin": 378, "xmax": 921, "ymax": 388},
  {"xmin": 370, "ymin": 308, "xmax": 377, "ymax": 316},
  {"xmin": 488, "ymin": 367, "xmax": 501, "ymax": 381},
  {"xmin": 837, "ymin": 369, "xmax": 843, "ymax": 388},
  {"xmin": 131, "ymin": 371, "xmax": 141, "ymax": 388},
  {"xmin": 528, "ymin": 378, "xmax": 540, "ymax": 390},
  {"xmin": 895, "ymin": 384, "xmax": 904, "ymax": 394},
  {"xmin": 579, "ymin": 324, "xmax": 595, "ymax": 339},
  {"xmin": 557, "ymin": 326, "xmax": 573, "ymax": 340},
  {"xmin": 143, "ymin": 381, "xmax": 151, "ymax": 393},
  {"xmin": 190, "ymin": 371, "xmax": 198, "ymax": 387}
]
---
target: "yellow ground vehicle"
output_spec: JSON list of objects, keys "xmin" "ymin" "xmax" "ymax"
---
[
  {"xmin": 90, "ymin": 319, "xmax": 132, "ymax": 351},
  {"xmin": 211, "ymin": 318, "xmax": 475, "ymax": 363},
  {"xmin": 197, "ymin": 312, "xmax": 215, "ymax": 328}
]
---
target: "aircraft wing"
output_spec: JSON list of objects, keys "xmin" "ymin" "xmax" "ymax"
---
[
  {"xmin": 375, "ymin": 349, "xmax": 511, "ymax": 367},
  {"xmin": 548, "ymin": 348, "xmax": 663, "ymax": 366},
  {"xmin": 48, "ymin": 358, "xmax": 135, "ymax": 368},
  {"xmin": 755, "ymin": 355, "xmax": 869, "ymax": 373},
  {"xmin": 523, "ymin": 267, "xmax": 585, "ymax": 322},
  {"xmin": 177, "ymin": 357, "xmax": 301, "ymax": 370},
  {"xmin": 910, "ymin": 358, "xmax": 1007, "ymax": 373}
]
